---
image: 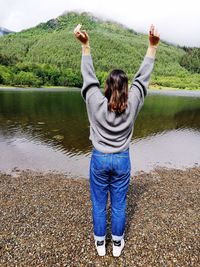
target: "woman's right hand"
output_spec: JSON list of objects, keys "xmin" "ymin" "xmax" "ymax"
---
[
  {"xmin": 74, "ymin": 24, "xmax": 89, "ymax": 45},
  {"xmin": 149, "ymin": 24, "xmax": 160, "ymax": 47}
]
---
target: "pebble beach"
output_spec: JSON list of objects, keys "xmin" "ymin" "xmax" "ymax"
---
[{"xmin": 0, "ymin": 167, "xmax": 199, "ymax": 266}]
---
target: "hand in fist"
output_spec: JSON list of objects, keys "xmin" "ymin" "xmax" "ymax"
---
[
  {"xmin": 74, "ymin": 24, "xmax": 89, "ymax": 45},
  {"xmin": 149, "ymin": 24, "xmax": 160, "ymax": 47}
]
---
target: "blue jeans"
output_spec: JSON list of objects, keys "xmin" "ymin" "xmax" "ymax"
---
[{"xmin": 89, "ymin": 147, "xmax": 131, "ymax": 242}]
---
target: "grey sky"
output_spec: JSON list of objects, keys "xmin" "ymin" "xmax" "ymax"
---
[{"xmin": 0, "ymin": 0, "xmax": 200, "ymax": 47}]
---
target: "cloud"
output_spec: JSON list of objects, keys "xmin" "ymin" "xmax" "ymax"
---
[{"xmin": 0, "ymin": 0, "xmax": 200, "ymax": 47}]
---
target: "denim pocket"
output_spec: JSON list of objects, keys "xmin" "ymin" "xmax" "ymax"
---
[
  {"xmin": 91, "ymin": 154, "xmax": 108, "ymax": 173},
  {"xmin": 114, "ymin": 155, "xmax": 131, "ymax": 175}
]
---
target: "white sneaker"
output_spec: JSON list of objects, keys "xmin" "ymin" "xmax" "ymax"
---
[
  {"xmin": 112, "ymin": 238, "xmax": 125, "ymax": 257},
  {"xmin": 95, "ymin": 240, "xmax": 106, "ymax": 256}
]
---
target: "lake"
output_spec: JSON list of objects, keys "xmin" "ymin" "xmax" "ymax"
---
[{"xmin": 0, "ymin": 87, "xmax": 200, "ymax": 178}]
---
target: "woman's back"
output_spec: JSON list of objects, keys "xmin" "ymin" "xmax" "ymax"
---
[{"xmin": 81, "ymin": 54, "xmax": 155, "ymax": 153}]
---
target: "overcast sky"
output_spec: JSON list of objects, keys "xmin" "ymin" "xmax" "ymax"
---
[{"xmin": 0, "ymin": 0, "xmax": 200, "ymax": 47}]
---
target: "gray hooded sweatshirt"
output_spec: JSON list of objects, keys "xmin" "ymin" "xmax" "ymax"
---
[{"xmin": 81, "ymin": 54, "xmax": 155, "ymax": 153}]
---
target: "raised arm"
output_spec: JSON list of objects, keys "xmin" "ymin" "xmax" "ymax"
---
[
  {"xmin": 74, "ymin": 24, "xmax": 100, "ymax": 101},
  {"xmin": 130, "ymin": 25, "xmax": 160, "ymax": 106},
  {"xmin": 130, "ymin": 53, "xmax": 155, "ymax": 99}
]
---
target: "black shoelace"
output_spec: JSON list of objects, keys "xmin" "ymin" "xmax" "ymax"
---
[
  {"xmin": 113, "ymin": 240, "xmax": 121, "ymax": 247},
  {"xmin": 97, "ymin": 240, "xmax": 104, "ymax": 246}
]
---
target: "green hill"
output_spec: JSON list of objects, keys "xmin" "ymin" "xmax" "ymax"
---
[
  {"xmin": 180, "ymin": 47, "xmax": 200, "ymax": 74},
  {"xmin": 0, "ymin": 11, "xmax": 199, "ymax": 89}
]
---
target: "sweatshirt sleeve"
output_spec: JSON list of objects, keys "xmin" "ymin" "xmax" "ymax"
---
[
  {"xmin": 81, "ymin": 54, "xmax": 101, "ymax": 101},
  {"xmin": 130, "ymin": 56, "xmax": 155, "ymax": 102}
]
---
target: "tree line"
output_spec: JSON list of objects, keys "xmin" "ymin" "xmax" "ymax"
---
[{"xmin": 0, "ymin": 11, "xmax": 199, "ymax": 89}]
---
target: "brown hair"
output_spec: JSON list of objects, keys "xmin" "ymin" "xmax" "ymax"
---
[{"xmin": 104, "ymin": 69, "xmax": 128, "ymax": 114}]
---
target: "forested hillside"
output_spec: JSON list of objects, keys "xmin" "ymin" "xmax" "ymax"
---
[
  {"xmin": 0, "ymin": 11, "xmax": 199, "ymax": 89},
  {"xmin": 180, "ymin": 47, "xmax": 200, "ymax": 74}
]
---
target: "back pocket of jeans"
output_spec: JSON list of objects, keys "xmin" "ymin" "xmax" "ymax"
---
[
  {"xmin": 91, "ymin": 154, "xmax": 107, "ymax": 173},
  {"xmin": 114, "ymin": 155, "xmax": 131, "ymax": 175}
]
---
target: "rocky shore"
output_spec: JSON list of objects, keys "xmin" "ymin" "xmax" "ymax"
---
[{"xmin": 0, "ymin": 167, "xmax": 199, "ymax": 266}]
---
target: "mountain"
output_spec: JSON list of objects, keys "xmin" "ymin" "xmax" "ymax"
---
[
  {"xmin": 0, "ymin": 27, "xmax": 14, "ymax": 36},
  {"xmin": 0, "ymin": 11, "xmax": 199, "ymax": 89}
]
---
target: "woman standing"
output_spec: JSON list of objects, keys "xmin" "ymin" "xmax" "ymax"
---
[{"xmin": 74, "ymin": 23, "xmax": 160, "ymax": 257}]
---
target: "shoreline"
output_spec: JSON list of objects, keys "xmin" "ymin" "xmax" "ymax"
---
[
  {"xmin": 0, "ymin": 167, "xmax": 199, "ymax": 266},
  {"xmin": 1, "ymin": 86, "xmax": 200, "ymax": 99},
  {"xmin": 0, "ymin": 85, "xmax": 79, "ymax": 90},
  {"xmin": 0, "ymin": 85, "xmax": 200, "ymax": 91}
]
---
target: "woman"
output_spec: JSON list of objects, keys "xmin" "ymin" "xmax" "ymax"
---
[{"xmin": 74, "ymin": 23, "xmax": 160, "ymax": 257}]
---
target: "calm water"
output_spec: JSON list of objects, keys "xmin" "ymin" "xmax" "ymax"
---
[{"xmin": 0, "ymin": 88, "xmax": 200, "ymax": 178}]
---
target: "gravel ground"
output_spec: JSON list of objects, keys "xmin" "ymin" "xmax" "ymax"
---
[{"xmin": 0, "ymin": 167, "xmax": 199, "ymax": 267}]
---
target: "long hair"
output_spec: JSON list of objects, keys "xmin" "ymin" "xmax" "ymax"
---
[{"xmin": 104, "ymin": 69, "xmax": 128, "ymax": 114}]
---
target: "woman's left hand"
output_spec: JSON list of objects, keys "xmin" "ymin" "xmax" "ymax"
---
[
  {"xmin": 149, "ymin": 24, "xmax": 160, "ymax": 47},
  {"xmin": 74, "ymin": 24, "xmax": 89, "ymax": 45}
]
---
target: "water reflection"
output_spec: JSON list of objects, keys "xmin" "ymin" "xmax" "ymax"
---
[{"xmin": 0, "ymin": 88, "xmax": 200, "ymax": 177}]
